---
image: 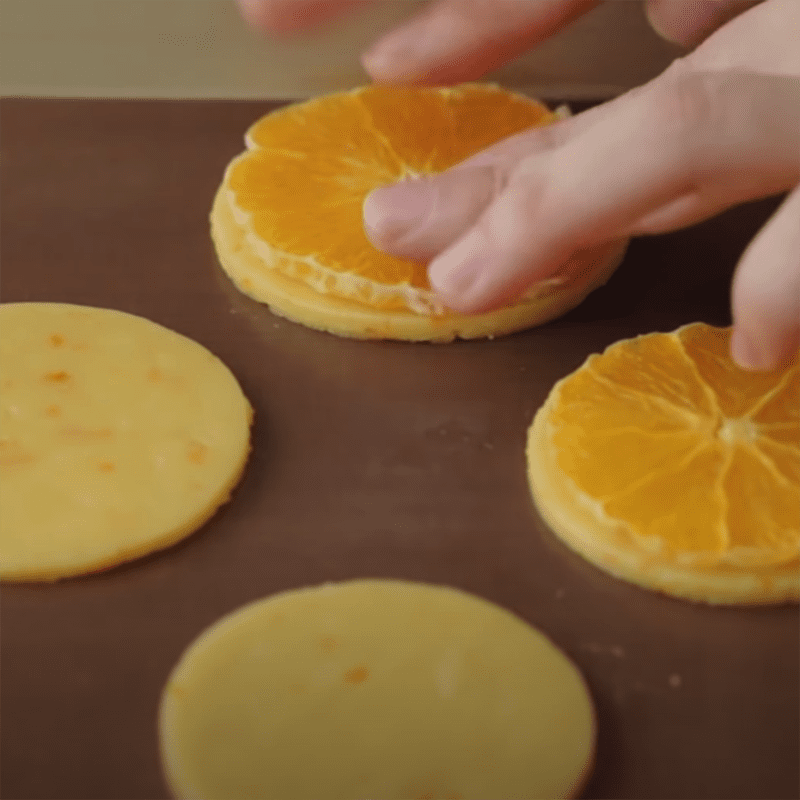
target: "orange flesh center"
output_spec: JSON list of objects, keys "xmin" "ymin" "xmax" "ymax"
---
[{"xmin": 717, "ymin": 417, "xmax": 758, "ymax": 445}]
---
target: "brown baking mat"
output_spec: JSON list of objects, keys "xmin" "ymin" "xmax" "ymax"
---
[{"xmin": 1, "ymin": 98, "xmax": 798, "ymax": 800}]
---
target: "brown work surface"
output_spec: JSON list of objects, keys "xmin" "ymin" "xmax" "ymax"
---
[{"xmin": 1, "ymin": 98, "xmax": 798, "ymax": 800}]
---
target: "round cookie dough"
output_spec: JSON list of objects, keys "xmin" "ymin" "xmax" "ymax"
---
[
  {"xmin": 0, "ymin": 303, "xmax": 253, "ymax": 581},
  {"xmin": 159, "ymin": 579, "xmax": 595, "ymax": 799}
]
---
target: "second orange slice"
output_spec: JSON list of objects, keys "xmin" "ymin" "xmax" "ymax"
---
[{"xmin": 527, "ymin": 323, "xmax": 799, "ymax": 605}]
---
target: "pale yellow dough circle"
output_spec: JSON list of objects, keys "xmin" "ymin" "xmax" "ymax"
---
[
  {"xmin": 159, "ymin": 579, "xmax": 596, "ymax": 800},
  {"xmin": 0, "ymin": 303, "xmax": 253, "ymax": 581},
  {"xmin": 211, "ymin": 186, "xmax": 628, "ymax": 343}
]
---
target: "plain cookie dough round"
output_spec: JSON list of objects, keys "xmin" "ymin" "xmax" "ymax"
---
[
  {"xmin": 0, "ymin": 303, "xmax": 253, "ymax": 581},
  {"xmin": 159, "ymin": 579, "xmax": 596, "ymax": 799}
]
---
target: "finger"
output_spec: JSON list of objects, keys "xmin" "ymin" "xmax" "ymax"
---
[
  {"xmin": 364, "ymin": 69, "xmax": 800, "ymax": 278},
  {"xmin": 425, "ymin": 68, "xmax": 800, "ymax": 313},
  {"xmin": 629, "ymin": 191, "xmax": 730, "ymax": 234},
  {"xmin": 629, "ymin": 172, "xmax": 794, "ymax": 236},
  {"xmin": 362, "ymin": 0, "xmax": 598, "ymax": 84},
  {"xmin": 237, "ymin": 0, "xmax": 368, "ymax": 33},
  {"xmin": 361, "ymin": 95, "xmax": 634, "ymax": 259},
  {"xmin": 730, "ymin": 184, "xmax": 800, "ymax": 371},
  {"xmin": 646, "ymin": 0, "xmax": 764, "ymax": 48},
  {"xmin": 364, "ymin": 167, "xmax": 501, "ymax": 260},
  {"xmin": 682, "ymin": 0, "xmax": 800, "ymax": 75}
]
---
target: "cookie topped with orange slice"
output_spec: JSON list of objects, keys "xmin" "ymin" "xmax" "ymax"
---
[
  {"xmin": 211, "ymin": 84, "xmax": 628, "ymax": 341},
  {"xmin": 527, "ymin": 323, "xmax": 799, "ymax": 605}
]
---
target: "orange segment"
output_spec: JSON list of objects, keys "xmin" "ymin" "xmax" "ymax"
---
[
  {"xmin": 356, "ymin": 86, "xmax": 459, "ymax": 174},
  {"xmin": 551, "ymin": 369, "xmax": 703, "ymax": 499},
  {"xmin": 228, "ymin": 151, "xmax": 425, "ymax": 293},
  {"xmin": 445, "ymin": 84, "xmax": 557, "ymax": 158},
  {"xmin": 550, "ymin": 360, "xmax": 699, "ymax": 436},
  {"xmin": 224, "ymin": 84, "xmax": 561, "ymax": 313},
  {"xmin": 245, "ymin": 93, "xmax": 402, "ymax": 174},
  {"xmin": 678, "ymin": 324, "xmax": 792, "ymax": 417},
  {"xmin": 590, "ymin": 331, "xmax": 717, "ymax": 418},
  {"xmin": 755, "ymin": 437, "xmax": 800, "ymax": 487},
  {"xmin": 357, "ymin": 84, "xmax": 555, "ymax": 173},
  {"xmin": 528, "ymin": 322, "xmax": 799, "ymax": 604},
  {"xmin": 603, "ymin": 442, "xmax": 727, "ymax": 554},
  {"xmin": 751, "ymin": 366, "xmax": 799, "ymax": 435},
  {"xmin": 724, "ymin": 444, "xmax": 799, "ymax": 560},
  {"xmin": 555, "ymin": 426, "xmax": 704, "ymax": 502}
]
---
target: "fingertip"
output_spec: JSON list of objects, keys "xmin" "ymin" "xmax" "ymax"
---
[
  {"xmin": 362, "ymin": 189, "xmax": 381, "ymax": 232},
  {"xmin": 237, "ymin": 0, "xmax": 268, "ymax": 29},
  {"xmin": 730, "ymin": 186, "xmax": 800, "ymax": 373},
  {"xmin": 427, "ymin": 232, "xmax": 510, "ymax": 315},
  {"xmin": 729, "ymin": 327, "xmax": 772, "ymax": 371},
  {"xmin": 645, "ymin": 0, "xmax": 762, "ymax": 48},
  {"xmin": 362, "ymin": 182, "xmax": 433, "ymax": 250},
  {"xmin": 236, "ymin": 0, "xmax": 300, "ymax": 32},
  {"xmin": 360, "ymin": 25, "xmax": 432, "ymax": 84},
  {"xmin": 428, "ymin": 254, "xmax": 485, "ymax": 312},
  {"xmin": 238, "ymin": 0, "xmax": 364, "ymax": 34},
  {"xmin": 644, "ymin": 1, "xmax": 692, "ymax": 47},
  {"xmin": 360, "ymin": 44, "xmax": 401, "ymax": 83},
  {"xmin": 362, "ymin": 186, "xmax": 396, "ymax": 248},
  {"xmin": 730, "ymin": 326, "xmax": 799, "ymax": 372}
]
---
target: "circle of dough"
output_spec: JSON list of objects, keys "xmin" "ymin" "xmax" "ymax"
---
[
  {"xmin": 159, "ymin": 579, "xmax": 596, "ymax": 799},
  {"xmin": 0, "ymin": 303, "xmax": 253, "ymax": 581}
]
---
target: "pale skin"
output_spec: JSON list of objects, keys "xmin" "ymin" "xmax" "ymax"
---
[{"xmin": 238, "ymin": 0, "xmax": 799, "ymax": 370}]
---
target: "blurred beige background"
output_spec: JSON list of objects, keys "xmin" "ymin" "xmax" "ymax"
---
[{"xmin": 1, "ymin": 0, "xmax": 682, "ymax": 100}]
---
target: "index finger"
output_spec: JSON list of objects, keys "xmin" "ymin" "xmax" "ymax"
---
[{"xmin": 362, "ymin": 0, "xmax": 598, "ymax": 84}]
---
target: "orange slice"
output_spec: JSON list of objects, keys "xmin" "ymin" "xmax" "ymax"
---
[
  {"xmin": 212, "ymin": 84, "xmax": 628, "ymax": 341},
  {"xmin": 527, "ymin": 323, "xmax": 799, "ymax": 605}
]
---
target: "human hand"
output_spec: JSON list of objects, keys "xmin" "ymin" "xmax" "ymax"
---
[
  {"xmin": 361, "ymin": 0, "xmax": 799, "ymax": 370},
  {"xmin": 237, "ymin": 0, "xmax": 763, "ymax": 83}
]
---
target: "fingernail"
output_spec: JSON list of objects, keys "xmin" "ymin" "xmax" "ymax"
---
[
  {"xmin": 730, "ymin": 328, "xmax": 776, "ymax": 371},
  {"xmin": 363, "ymin": 182, "xmax": 433, "ymax": 247}
]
